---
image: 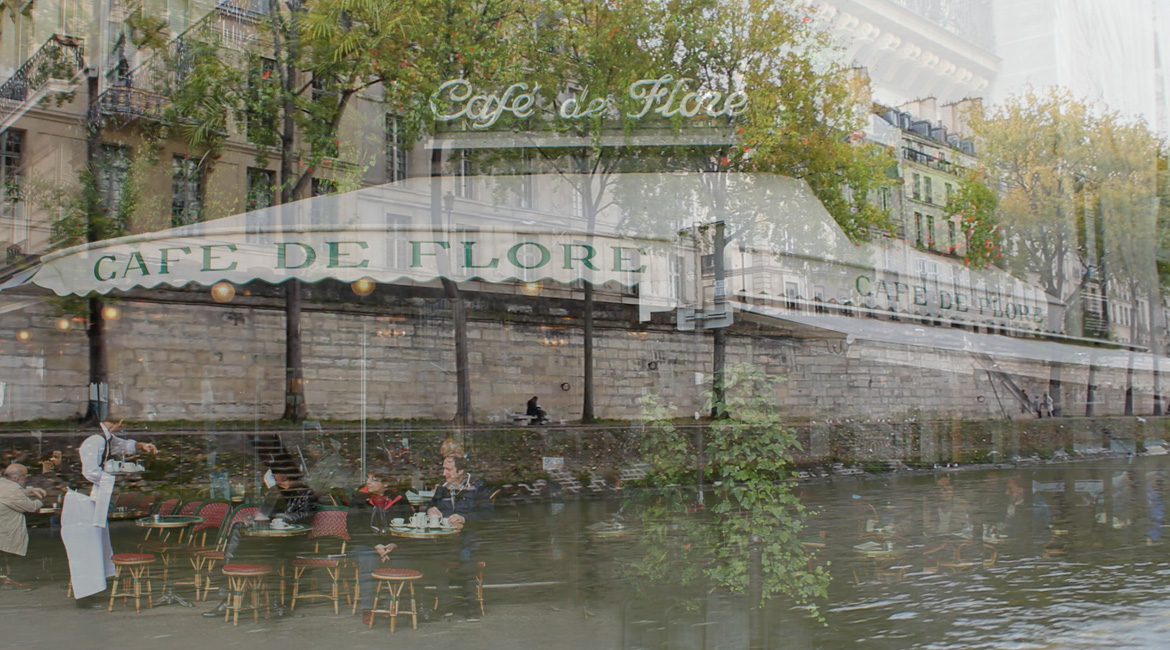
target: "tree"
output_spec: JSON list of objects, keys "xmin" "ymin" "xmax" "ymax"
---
[
  {"xmin": 629, "ymin": 363, "xmax": 830, "ymax": 623},
  {"xmin": 970, "ymin": 88, "xmax": 1100, "ymax": 416},
  {"xmin": 144, "ymin": 0, "xmax": 417, "ymax": 421},
  {"xmin": 973, "ymin": 89, "xmax": 1164, "ymax": 416},
  {"xmin": 616, "ymin": 0, "xmax": 895, "ymax": 414},
  {"xmin": 518, "ymin": 0, "xmax": 665, "ymax": 423},
  {"xmin": 1092, "ymin": 115, "xmax": 1161, "ymax": 415}
]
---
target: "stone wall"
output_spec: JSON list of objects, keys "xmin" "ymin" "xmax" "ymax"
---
[{"xmin": 0, "ymin": 288, "xmax": 1156, "ymax": 424}]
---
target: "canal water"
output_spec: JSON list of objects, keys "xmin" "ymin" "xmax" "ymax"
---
[{"xmin": 15, "ymin": 454, "xmax": 1170, "ymax": 649}]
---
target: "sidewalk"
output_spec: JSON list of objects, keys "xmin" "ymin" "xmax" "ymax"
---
[{"xmin": 0, "ymin": 583, "xmax": 619, "ymax": 650}]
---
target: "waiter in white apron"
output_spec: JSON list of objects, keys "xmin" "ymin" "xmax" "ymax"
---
[{"xmin": 61, "ymin": 420, "xmax": 157, "ymax": 605}]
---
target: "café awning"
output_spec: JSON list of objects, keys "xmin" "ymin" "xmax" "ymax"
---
[{"xmin": 5, "ymin": 174, "xmax": 706, "ymax": 311}]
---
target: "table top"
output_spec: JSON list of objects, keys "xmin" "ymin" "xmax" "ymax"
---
[
  {"xmin": 109, "ymin": 509, "xmax": 147, "ymax": 520},
  {"xmin": 242, "ymin": 523, "xmax": 312, "ymax": 538},
  {"xmin": 386, "ymin": 525, "xmax": 459, "ymax": 539},
  {"xmin": 135, "ymin": 515, "xmax": 205, "ymax": 529}
]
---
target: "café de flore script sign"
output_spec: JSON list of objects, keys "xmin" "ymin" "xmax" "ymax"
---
[{"xmin": 430, "ymin": 75, "xmax": 749, "ymax": 129}]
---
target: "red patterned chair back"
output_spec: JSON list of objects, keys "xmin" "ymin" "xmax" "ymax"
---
[
  {"xmin": 176, "ymin": 499, "xmax": 204, "ymax": 516},
  {"xmin": 307, "ymin": 508, "xmax": 349, "ymax": 552},
  {"xmin": 190, "ymin": 500, "xmax": 231, "ymax": 537},
  {"xmin": 155, "ymin": 497, "xmax": 180, "ymax": 516}
]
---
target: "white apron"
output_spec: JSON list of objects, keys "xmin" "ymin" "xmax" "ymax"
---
[
  {"xmin": 62, "ymin": 425, "xmax": 133, "ymax": 599},
  {"xmin": 61, "ymin": 474, "xmax": 116, "ymax": 598}
]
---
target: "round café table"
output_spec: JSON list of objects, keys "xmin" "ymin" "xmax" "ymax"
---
[
  {"xmin": 109, "ymin": 509, "xmax": 148, "ymax": 521},
  {"xmin": 241, "ymin": 523, "xmax": 313, "ymax": 614},
  {"xmin": 242, "ymin": 523, "xmax": 312, "ymax": 538},
  {"xmin": 135, "ymin": 515, "xmax": 206, "ymax": 606},
  {"xmin": 386, "ymin": 525, "xmax": 459, "ymax": 540}
]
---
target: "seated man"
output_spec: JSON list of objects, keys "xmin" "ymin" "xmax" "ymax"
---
[
  {"xmin": 203, "ymin": 466, "xmax": 317, "ymax": 617},
  {"xmin": 349, "ymin": 466, "xmax": 415, "ymax": 625},
  {"xmin": 427, "ymin": 455, "xmax": 493, "ymax": 621},
  {"xmin": 0, "ymin": 463, "xmax": 45, "ymax": 585},
  {"xmin": 526, "ymin": 396, "xmax": 548, "ymax": 424}
]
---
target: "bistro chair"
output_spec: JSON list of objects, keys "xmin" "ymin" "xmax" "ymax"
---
[
  {"xmin": 221, "ymin": 563, "xmax": 273, "ymax": 626},
  {"xmin": 108, "ymin": 553, "xmax": 157, "ymax": 613},
  {"xmin": 142, "ymin": 497, "xmax": 182, "ymax": 541},
  {"xmin": 432, "ymin": 561, "xmax": 486, "ymax": 617},
  {"xmin": 289, "ymin": 507, "xmax": 351, "ymax": 614},
  {"xmin": 369, "ymin": 568, "xmax": 422, "ymax": 632},
  {"xmin": 194, "ymin": 504, "xmax": 259, "ymax": 601}
]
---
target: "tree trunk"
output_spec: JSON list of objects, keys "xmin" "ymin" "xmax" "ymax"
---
[
  {"xmin": 281, "ymin": 280, "xmax": 306, "ymax": 420},
  {"xmin": 431, "ymin": 148, "xmax": 472, "ymax": 426},
  {"xmin": 85, "ymin": 296, "xmax": 108, "ymax": 422},
  {"xmin": 710, "ymin": 221, "xmax": 728, "ymax": 418},
  {"xmin": 1048, "ymin": 365, "xmax": 1063, "ymax": 418},
  {"xmin": 277, "ymin": 6, "xmax": 306, "ymax": 421},
  {"xmin": 83, "ymin": 73, "xmax": 107, "ymax": 423},
  {"xmin": 582, "ymin": 282, "xmax": 595, "ymax": 423},
  {"xmin": 1085, "ymin": 364, "xmax": 1097, "ymax": 417}
]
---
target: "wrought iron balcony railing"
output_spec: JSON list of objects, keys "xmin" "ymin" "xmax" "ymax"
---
[
  {"xmin": 91, "ymin": 2, "xmax": 264, "ymax": 123},
  {"xmin": 0, "ymin": 35, "xmax": 85, "ymax": 122}
]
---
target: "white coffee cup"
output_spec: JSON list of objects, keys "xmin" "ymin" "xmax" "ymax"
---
[
  {"xmin": 428, "ymin": 513, "xmax": 441, "ymax": 527},
  {"xmin": 410, "ymin": 513, "xmax": 425, "ymax": 528},
  {"xmin": 271, "ymin": 518, "xmax": 289, "ymax": 529},
  {"xmin": 390, "ymin": 518, "xmax": 404, "ymax": 527}
]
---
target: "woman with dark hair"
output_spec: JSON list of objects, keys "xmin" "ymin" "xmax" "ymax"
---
[{"xmin": 351, "ymin": 466, "xmax": 414, "ymax": 625}]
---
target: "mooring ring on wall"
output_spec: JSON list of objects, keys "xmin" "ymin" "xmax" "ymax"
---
[
  {"xmin": 647, "ymin": 361, "xmax": 659, "ymax": 370},
  {"xmin": 977, "ymin": 395, "xmax": 986, "ymax": 403},
  {"xmin": 560, "ymin": 382, "xmax": 571, "ymax": 391}
]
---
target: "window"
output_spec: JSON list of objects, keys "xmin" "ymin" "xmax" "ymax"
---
[
  {"xmin": 948, "ymin": 221, "xmax": 956, "ymax": 251},
  {"xmin": 927, "ymin": 215, "xmax": 935, "ymax": 248},
  {"xmin": 914, "ymin": 212, "xmax": 923, "ymax": 247},
  {"xmin": 924, "ymin": 176, "xmax": 933, "ymax": 204},
  {"xmin": 171, "ymin": 154, "xmax": 202, "ymax": 226},
  {"xmin": 0, "ymin": 130, "xmax": 23, "ymax": 203},
  {"xmin": 384, "ymin": 213, "xmax": 410, "ymax": 270},
  {"xmin": 879, "ymin": 186, "xmax": 891, "ymax": 211},
  {"xmin": 385, "ymin": 114, "xmax": 408, "ymax": 183},
  {"xmin": 0, "ymin": 129, "xmax": 23, "ymax": 246},
  {"xmin": 514, "ymin": 153, "xmax": 533, "ymax": 209},
  {"xmin": 455, "ymin": 149, "xmax": 475, "ymax": 199},
  {"xmin": 97, "ymin": 144, "xmax": 131, "ymax": 227},
  {"xmin": 310, "ymin": 178, "xmax": 336, "ymax": 226},
  {"xmin": 945, "ymin": 182, "xmax": 954, "ymax": 205},
  {"xmin": 911, "ymin": 173, "xmax": 921, "ymax": 201},
  {"xmin": 246, "ymin": 57, "xmax": 277, "ymax": 144},
  {"xmin": 246, "ymin": 167, "xmax": 274, "ymax": 212}
]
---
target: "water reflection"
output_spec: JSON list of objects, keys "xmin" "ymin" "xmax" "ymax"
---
[{"xmin": 7, "ymin": 429, "xmax": 1170, "ymax": 649}]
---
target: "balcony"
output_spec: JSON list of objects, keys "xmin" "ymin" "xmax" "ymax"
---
[
  {"xmin": 902, "ymin": 147, "xmax": 965, "ymax": 176},
  {"xmin": 0, "ymin": 35, "xmax": 85, "ymax": 129},
  {"xmin": 90, "ymin": 2, "xmax": 264, "ymax": 123}
]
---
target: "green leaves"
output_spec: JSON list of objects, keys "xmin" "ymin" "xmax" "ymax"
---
[{"xmin": 626, "ymin": 363, "xmax": 829, "ymax": 619}]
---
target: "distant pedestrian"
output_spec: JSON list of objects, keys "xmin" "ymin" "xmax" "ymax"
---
[
  {"xmin": 1044, "ymin": 392, "xmax": 1054, "ymax": 418},
  {"xmin": 1020, "ymin": 390, "xmax": 1030, "ymax": 415}
]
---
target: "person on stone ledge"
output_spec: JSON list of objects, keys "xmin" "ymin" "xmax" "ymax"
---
[{"xmin": 526, "ymin": 396, "xmax": 548, "ymax": 424}]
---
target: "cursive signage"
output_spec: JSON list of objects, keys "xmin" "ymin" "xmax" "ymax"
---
[{"xmin": 430, "ymin": 75, "xmax": 750, "ymax": 129}]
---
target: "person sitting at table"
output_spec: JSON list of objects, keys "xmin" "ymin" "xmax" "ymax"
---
[
  {"xmin": 203, "ymin": 465, "xmax": 317, "ymax": 617},
  {"xmin": 348, "ymin": 466, "xmax": 415, "ymax": 625},
  {"xmin": 526, "ymin": 396, "xmax": 548, "ymax": 424},
  {"xmin": 0, "ymin": 463, "xmax": 46, "ymax": 586},
  {"xmin": 427, "ymin": 455, "xmax": 494, "ymax": 621}
]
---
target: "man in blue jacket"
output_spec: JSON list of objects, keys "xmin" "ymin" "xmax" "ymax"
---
[{"xmin": 427, "ymin": 455, "xmax": 493, "ymax": 621}]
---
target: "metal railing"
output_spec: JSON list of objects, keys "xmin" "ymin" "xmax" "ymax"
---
[
  {"xmin": 902, "ymin": 147, "xmax": 965, "ymax": 176},
  {"xmin": 91, "ymin": 3, "xmax": 265, "ymax": 122},
  {"xmin": 0, "ymin": 34, "xmax": 85, "ymax": 117}
]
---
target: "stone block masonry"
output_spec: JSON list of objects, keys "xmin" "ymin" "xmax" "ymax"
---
[{"xmin": 0, "ymin": 289, "xmax": 1153, "ymax": 423}]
